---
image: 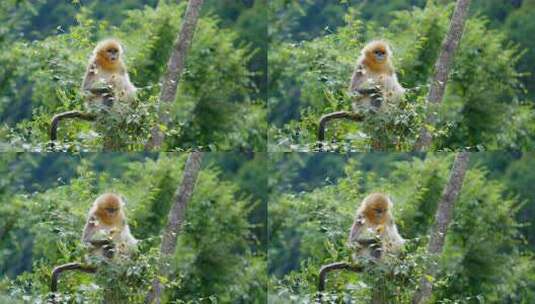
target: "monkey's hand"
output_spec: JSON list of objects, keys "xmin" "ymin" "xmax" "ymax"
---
[
  {"xmin": 357, "ymin": 86, "xmax": 383, "ymax": 109},
  {"xmin": 88, "ymin": 239, "xmax": 112, "ymax": 247},
  {"xmin": 88, "ymin": 86, "xmax": 113, "ymax": 95},
  {"xmin": 376, "ymin": 224, "xmax": 385, "ymax": 234},
  {"xmin": 356, "ymin": 238, "xmax": 383, "ymax": 259},
  {"xmin": 356, "ymin": 87, "xmax": 380, "ymax": 96},
  {"xmin": 85, "ymin": 78, "xmax": 114, "ymax": 95}
]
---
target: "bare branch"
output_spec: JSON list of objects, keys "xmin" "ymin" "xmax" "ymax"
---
[
  {"xmin": 50, "ymin": 111, "xmax": 96, "ymax": 141},
  {"xmin": 414, "ymin": 0, "xmax": 471, "ymax": 151},
  {"xmin": 318, "ymin": 262, "xmax": 364, "ymax": 292},
  {"xmin": 146, "ymin": 0, "xmax": 204, "ymax": 150},
  {"xmin": 50, "ymin": 262, "xmax": 96, "ymax": 293},
  {"xmin": 317, "ymin": 87, "xmax": 382, "ymax": 148},
  {"xmin": 317, "ymin": 111, "xmax": 364, "ymax": 144}
]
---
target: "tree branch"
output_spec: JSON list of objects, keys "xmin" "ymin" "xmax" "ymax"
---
[
  {"xmin": 414, "ymin": 0, "xmax": 471, "ymax": 151},
  {"xmin": 146, "ymin": 0, "xmax": 204, "ymax": 150},
  {"xmin": 50, "ymin": 110, "xmax": 96, "ymax": 141},
  {"xmin": 318, "ymin": 262, "xmax": 364, "ymax": 292},
  {"xmin": 317, "ymin": 111, "xmax": 364, "ymax": 145},
  {"xmin": 50, "ymin": 262, "xmax": 96, "ymax": 293},
  {"xmin": 317, "ymin": 87, "xmax": 381, "ymax": 148},
  {"xmin": 411, "ymin": 152, "xmax": 470, "ymax": 304}
]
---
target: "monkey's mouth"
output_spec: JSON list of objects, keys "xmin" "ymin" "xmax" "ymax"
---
[{"xmin": 374, "ymin": 50, "xmax": 386, "ymax": 62}]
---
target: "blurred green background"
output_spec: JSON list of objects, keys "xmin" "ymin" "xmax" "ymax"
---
[
  {"xmin": 268, "ymin": 0, "xmax": 535, "ymax": 151},
  {"xmin": 268, "ymin": 152, "xmax": 535, "ymax": 302},
  {"xmin": 0, "ymin": 0, "xmax": 267, "ymax": 151},
  {"xmin": 0, "ymin": 152, "xmax": 267, "ymax": 303}
]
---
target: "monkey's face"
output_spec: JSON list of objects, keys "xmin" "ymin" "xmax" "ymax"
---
[
  {"xmin": 95, "ymin": 195, "xmax": 123, "ymax": 224},
  {"xmin": 372, "ymin": 47, "xmax": 387, "ymax": 63},
  {"xmin": 99, "ymin": 44, "xmax": 121, "ymax": 65},
  {"xmin": 372, "ymin": 204, "xmax": 386, "ymax": 221},
  {"xmin": 105, "ymin": 47, "xmax": 120, "ymax": 62},
  {"xmin": 95, "ymin": 40, "xmax": 123, "ymax": 70},
  {"xmin": 103, "ymin": 203, "xmax": 120, "ymax": 218},
  {"xmin": 363, "ymin": 199, "xmax": 389, "ymax": 225},
  {"xmin": 363, "ymin": 41, "xmax": 391, "ymax": 67}
]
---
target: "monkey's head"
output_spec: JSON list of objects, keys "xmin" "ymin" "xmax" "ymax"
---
[
  {"xmin": 361, "ymin": 41, "xmax": 393, "ymax": 73},
  {"xmin": 360, "ymin": 192, "xmax": 392, "ymax": 226},
  {"xmin": 94, "ymin": 39, "xmax": 123, "ymax": 71},
  {"xmin": 93, "ymin": 193, "xmax": 124, "ymax": 225}
]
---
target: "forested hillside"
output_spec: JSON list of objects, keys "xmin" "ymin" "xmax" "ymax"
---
[
  {"xmin": 269, "ymin": 153, "xmax": 535, "ymax": 302},
  {"xmin": 0, "ymin": 0, "xmax": 267, "ymax": 151},
  {"xmin": 269, "ymin": 0, "xmax": 535, "ymax": 151},
  {"xmin": 0, "ymin": 153, "xmax": 267, "ymax": 303}
]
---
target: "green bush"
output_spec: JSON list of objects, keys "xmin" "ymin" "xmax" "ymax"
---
[
  {"xmin": 268, "ymin": 155, "xmax": 534, "ymax": 302},
  {"xmin": 0, "ymin": 2, "xmax": 266, "ymax": 151},
  {"xmin": 0, "ymin": 154, "xmax": 266, "ymax": 303},
  {"xmin": 268, "ymin": 3, "xmax": 535, "ymax": 151}
]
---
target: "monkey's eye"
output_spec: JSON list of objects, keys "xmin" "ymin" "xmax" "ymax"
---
[
  {"xmin": 374, "ymin": 50, "xmax": 385, "ymax": 56},
  {"xmin": 374, "ymin": 208, "xmax": 384, "ymax": 214},
  {"xmin": 106, "ymin": 207, "xmax": 118, "ymax": 213},
  {"xmin": 107, "ymin": 49, "xmax": 118, "ymax": 55}
]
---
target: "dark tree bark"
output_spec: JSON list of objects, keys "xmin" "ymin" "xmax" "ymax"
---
[
  {"xmin": 50, "ymin": 110, "xmax": 96, "ymax": 141},
  {"xmin": 49, "ymin": 262, "xmax": 97, "ymax": 304},
  {"xmin": 411, "ymin": 152, "xmax": 470, "ymax": 304},
  {"xmin": 318, "ymin": 262, "xmax": 364, "ymax": 292},
  {"xmin": 146, "ymin": 0, "xmax": 204, "ymax": 150},
  {"xmin": 317, "ymin": 111, "xmax": 364, "ymax": 142},
  {"xmin": 145, "ymin": 152, "xmax": 204, "ymax": 304},
  {"xmin": 414, "ymin": 0, "xmax": 471, "ymax": 151},
  {"xmin": 317, "ymin": 87, "xmax": 380, "ymax": 148}
]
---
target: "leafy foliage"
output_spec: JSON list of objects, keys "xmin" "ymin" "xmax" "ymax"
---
[
  {"xmin": 268, "ymin": 2, "xmax": 535, "ymax": 151},
  {"xmin": 0, "ymin": 1, "xmax": 266, "ymax": 151},
  {"xmin": 0, "ymin": 154, "xmax": 267, "ymax": 303},
  {"xmin": 269, "ymin": 155, "xmax": 535, "ymax": 302}
]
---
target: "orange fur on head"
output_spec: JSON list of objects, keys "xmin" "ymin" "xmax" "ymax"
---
[
  {"xmin": 361, "ymin": 40, "xmax": 393, "ymax": 74},
  {"xmin": 360, "ymin": 192, "xmax": 391, "ymax": 226},
  {"xmin": 94, "ymin": 39, "xmax": 123, "ymax": 71},
  {"xmin": 92, "ymin": 193, "xmax": 124, "ymax": 226}
]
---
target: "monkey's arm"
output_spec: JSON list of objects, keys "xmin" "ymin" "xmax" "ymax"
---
[
  {"xmin": 82, "ymin": 216, "xmax": 96, "ymax": 245},
  {"xmin": 81, "ymin": 216, "xmax": 111, "ymax": 246},
  {"xmin": 384, "ymin": 218, "xmax": 405, "ymax": 253},
  {"xmin": 348, "ymin": 215, "xmax": 365, "ymax": 244},
  {"xmin": 121, "ymin": 224, "xmax": 138, "ymax": 246},
  {"xmin": 82, "ymin": 64, "xmax": 112, "ymax": 96},
  {"xmin": 82, "ymin": 217, "xmax": 116, "ymax": 259},
  {"xmin": 348, "ymin": 64, "xmax": 366, "ymax": 92},
  {"xmin": 118, "ymin": 70, "xmax": 137, "ymax": 102}
]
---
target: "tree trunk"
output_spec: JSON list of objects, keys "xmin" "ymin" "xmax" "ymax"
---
[
  {"xmin": 411, "ymin": 152, "xmax": 470, "ymax": 304},
  {"xmin": 414, "ymin": 0, "xmax": 471, "ymax": 151},
  {"xmin": 145, "ymin": 152, "xmax": 204, "ymax": 304},
  {"xmin": 146, "ymin": 0, "xmax": 204, "ymax": 150}
]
